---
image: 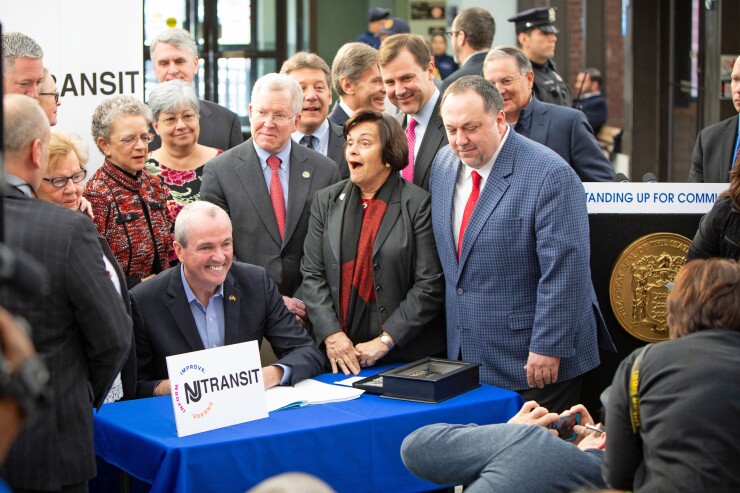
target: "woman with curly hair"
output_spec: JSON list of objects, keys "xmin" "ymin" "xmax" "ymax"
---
[{"xmin": 85, "ymin": 95, "xmax": 172, "ymax": 288}]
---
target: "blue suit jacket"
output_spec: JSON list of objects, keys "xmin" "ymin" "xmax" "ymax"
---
[
  {"xmin": 429, "ymin": 130, "xmax": 613, "ymax": 391},
  {"xmin": 524, "ymin": 96, "xmax": 614, "ymax": 182}
]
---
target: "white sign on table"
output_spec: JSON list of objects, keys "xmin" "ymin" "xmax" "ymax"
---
[{"xmin": 166, "ymin": 341, "xmax": 267, "ymax": 437}]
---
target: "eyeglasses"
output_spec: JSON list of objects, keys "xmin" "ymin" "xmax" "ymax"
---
[
  {"xmin": 251, "ymin": 109, "xmax": 295, "ymax": 125},
  {"xmin": 39, "ymin": 91, "xmax": 60, "ymax": 102},
  {"xmin": 118, "ymin": 133, "xmax": 154, "ymax": 147},
  {"xmin": 42, "ymin": 169, "xmax": 86, "ymax": 188},
  {"xmin": 158, "ymin": 112, "xmax": 198, "ymax": 127},
  {"xmin": 445, "ymin": 30, "xmax": 462, "ymax": 38}
]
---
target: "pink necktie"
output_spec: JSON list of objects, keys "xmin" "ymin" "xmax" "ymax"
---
[
  {"xmin": 458, "ymin": 171, "xmax": 481, "ymax": 259},
  {"xmin": 403, "ymin": 118, "xmax": 417, "ymax": 182},
  {"xmin": 267, "ymin": 155, "xmax": 286, "ymax": 239}
]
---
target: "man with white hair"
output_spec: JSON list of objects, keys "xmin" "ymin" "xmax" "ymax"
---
[
  {"xmin": 149, "ymin": 28, "xmax": 243, "ymax": 151},
  {"xmin": 201, "ymin": 73, "xmax": 340, "ymax": 322},
  {"xmin": 2, "ymin": 32, "xmax": 44, "ymax": 99}
]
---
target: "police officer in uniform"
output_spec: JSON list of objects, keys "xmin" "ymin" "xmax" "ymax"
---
[{"xmin": 508, "ymin": 7, "xmax": 573, "ymax": 107}]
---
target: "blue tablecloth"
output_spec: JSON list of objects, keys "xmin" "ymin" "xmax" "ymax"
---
[{"xmin": 94, "ymin": 365, "xmax": 522, "ymax": 493}]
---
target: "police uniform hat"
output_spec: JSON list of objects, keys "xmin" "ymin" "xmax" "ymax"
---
[
  {"xmin": 368, "ymin": 7, "xmax": 391, "ymax": 22},
  {"xmin": 380, "ymin": 17, "xmax": 411, "ymax": 36},
  {"xmin": 507, "ymin": 7, "xmax": 559, "ymax": 34}
]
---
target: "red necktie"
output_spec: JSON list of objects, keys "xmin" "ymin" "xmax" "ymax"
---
[
  {"xmin": 457, "ymin": 170, "xmax": 481, "ymax": 259},
  {"xmin": 403, "ymin": 118, "xmax": 417, "ymax": 182},
  {"xmin": 267, "ymin": 155, "xmax": 286, "ymax": 239}
]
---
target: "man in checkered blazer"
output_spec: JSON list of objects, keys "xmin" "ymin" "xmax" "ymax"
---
[{"xmin": 430, "ymin": 76, "xmax": 614, "ymax": 412}]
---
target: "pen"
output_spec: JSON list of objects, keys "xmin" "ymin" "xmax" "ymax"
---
[{"xmin": 584, "ymin": 423, "xmax": 604, "ymax": 435}]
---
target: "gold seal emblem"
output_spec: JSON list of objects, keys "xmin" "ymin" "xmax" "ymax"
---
[{"xmin": 609, "ymin": 232, "xmax": 691, "ymax": 342}]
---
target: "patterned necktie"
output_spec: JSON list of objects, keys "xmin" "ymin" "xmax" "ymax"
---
[
  {"xmin": 267, "ymin": 155, "xmax": 286, "ymax": 239},
  {"xmin": 458, "ymin": 170, "xmax": 481, "ymax": 260},
  {"xmin": 403, "ymin": 118, "xmax": 417, "ymax": 182},
  {"xmin": 301, "ymin": 134, "xmax": 315, "ymax": 150}
]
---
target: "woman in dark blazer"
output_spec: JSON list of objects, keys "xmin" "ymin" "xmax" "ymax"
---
[
  {"xmin": 301, "ymin": 110, "xmax": 445, "ymax": 375},
  {"xmin": 687, "ymin": 161, "xmax": 740, "ymax": 260}
]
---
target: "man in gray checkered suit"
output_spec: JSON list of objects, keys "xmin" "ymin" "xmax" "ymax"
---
[{"xmin": 430, "ymin": 76, "xmax": 614, "ymax": 412}]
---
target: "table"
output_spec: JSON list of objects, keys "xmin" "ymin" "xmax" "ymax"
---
[{"xmin": 94, "ymin": 365, "xmax": 522, "ymax": 493}]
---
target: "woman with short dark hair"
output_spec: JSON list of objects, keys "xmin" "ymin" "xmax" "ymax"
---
[
  {"xmin": 301, "ymin": 109, "xmax": 445, "ymax": 374},
  {"xmin": 604, "ymin": 258, "xmax": 740, "ymax": 491}
]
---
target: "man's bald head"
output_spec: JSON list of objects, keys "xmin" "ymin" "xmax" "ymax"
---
[{"xmin": 3, "ymin": 94, "xmax": 50, "ymax": 189}]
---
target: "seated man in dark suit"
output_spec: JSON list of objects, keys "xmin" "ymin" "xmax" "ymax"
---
[
  {"xmin": 280, "ymin": 52, "xmax": 349, "ymax": 179},
  {"xmin": 484, "ymin": 46, "xmax": 614, "ymax": 182},
  {"xmin": 688, "ymin": 55, "xmax": 740, "ymax": 182},
  {"xmin": 148, "ymin": 28, "xmax": 243, "ymax": 151},
  {"xmin": 131, "ymin": 201, "xmax": 324, "ymax": 398}
]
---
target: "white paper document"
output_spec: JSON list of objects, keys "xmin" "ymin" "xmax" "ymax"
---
[{"xmin": 266, "ymin": 378, "xmax": 364, "ymax": 412}]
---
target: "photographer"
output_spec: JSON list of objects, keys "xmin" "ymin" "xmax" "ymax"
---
[
  {"xmin": 401, "ymin": 400, "xmax": 606, "ymax": 492},
  {"xmin": 604, "ymin": 258, "xmax": 740, "ymax": 491}
]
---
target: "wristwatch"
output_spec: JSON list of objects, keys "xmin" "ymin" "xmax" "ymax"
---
[{"xmin": 379, "ymin": 332, "xmax": 394, "ymax": 350}]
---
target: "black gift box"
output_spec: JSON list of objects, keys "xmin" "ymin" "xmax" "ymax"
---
[{"xmin": 353, "ymin": 358, "xmax": 480, "ymax": 403}]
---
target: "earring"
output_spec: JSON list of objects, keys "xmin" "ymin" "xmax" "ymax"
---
[{"xmin": 385, "ymin": 163, "xmax": 391, "ymax": 168}]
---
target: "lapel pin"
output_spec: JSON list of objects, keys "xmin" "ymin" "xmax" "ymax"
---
[
  {"xmin": 339, "ymin": 193, "xmax": 345, "ymax": 201},
  {"xmin": 302, "ymin": 171, "xmax": 311, "ymax": 178},
  {"xmin": 229, "ymin": 295, "xmax": 236, "ymax": 302}
]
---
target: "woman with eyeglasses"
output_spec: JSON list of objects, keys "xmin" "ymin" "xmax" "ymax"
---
[
  {"xmin": 145, "ymin": 80, "xmax": 222, "ymax": 262},
  {"xmin": 85, "ymin": 95, "xmax": 172, "ymax": 288},
  {"xmin": 38, "ymin": 130, "xmax": 137, "ymax": 402}
]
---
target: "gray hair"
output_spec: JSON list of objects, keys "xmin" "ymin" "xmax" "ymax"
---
[
  {"xmin": 91, "ymin": 95, "xmax": 152, "ymax": 151},
  {"xmin": 331, "ymin": 42, "xmax": 379, "ymax": 96},
  {"xmin": 280, "ymin": 51, "xmax": 331, "ymax": 86},
  {"xmin": 3, "ymin": 94, "xmax": 49, "ymax": 155},
  {"xmin": 174, "ymin": 201, "xmax": 230, "ymax": 247},
  {"xmin": 150, "ymin": 28, "xmax": 197, "ymax": 60},
  {"xmin": 251, "ymin": 73, "xmax": 303, "ymax": 115},
  {"xmin": 484, "ymin": 46, "xmax": 533, "ymax": 75},
  {"xmin": 148, "ymin": 80, "xmax": 200, "ymax": 121},
  {"xmin": 2, "ymin": 32, "xmax": 43, "ymax": 74},
  {"xmin": 441, "ymin": 75, "xmax": 504, "ymax": 115}
]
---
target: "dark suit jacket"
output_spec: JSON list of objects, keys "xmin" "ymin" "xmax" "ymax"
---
[
  {"xmin": 577, "ymin": 92, "xmax": 608, "ymax": 134},
  {"xmin": 398, "ymin": 96, "xmax": 448, "ymax": 190},
  {"xmin": 99, "ymin": 237, "xmax": 137, "ymax": 401},
  {"xmin": 150, "ymin": 99, "xmax": 243, "ymax": 151},
  {"xmin": 328, "ymin": 101, "xmax": 351, "ymax": 128},
  {"xmin": 131, "ymin": 262, "xmax": 324, "ymax": 398},
  {"xmin": 0, "ymin": 186, "xmax": 131, "ymax": 490},
  {"xmin": 327, "ymin": 121, "xmax": 350, "ymax": 179},
  {"xmin": 200, "ymin": 138, "xmax": 340, "ymax": 296},
  {"xmin": 301, "ymin": 175, "xmax": 446, "ymax": 364},
  {"xmin": 688, "ymin": 115, "xmax": 738, "ymax": 183},
  {"xmin": 442, "ymin": 51, "xmax": 488, "ymax": 90},
  {"xmin": 524, "ymin": 96, "xmax": 614, "ymax": 182}
]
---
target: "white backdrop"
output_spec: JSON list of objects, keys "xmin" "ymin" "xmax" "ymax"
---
[{"xmin": 1, "ymin": 0, "xmax": 144, "ymax": 174}]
